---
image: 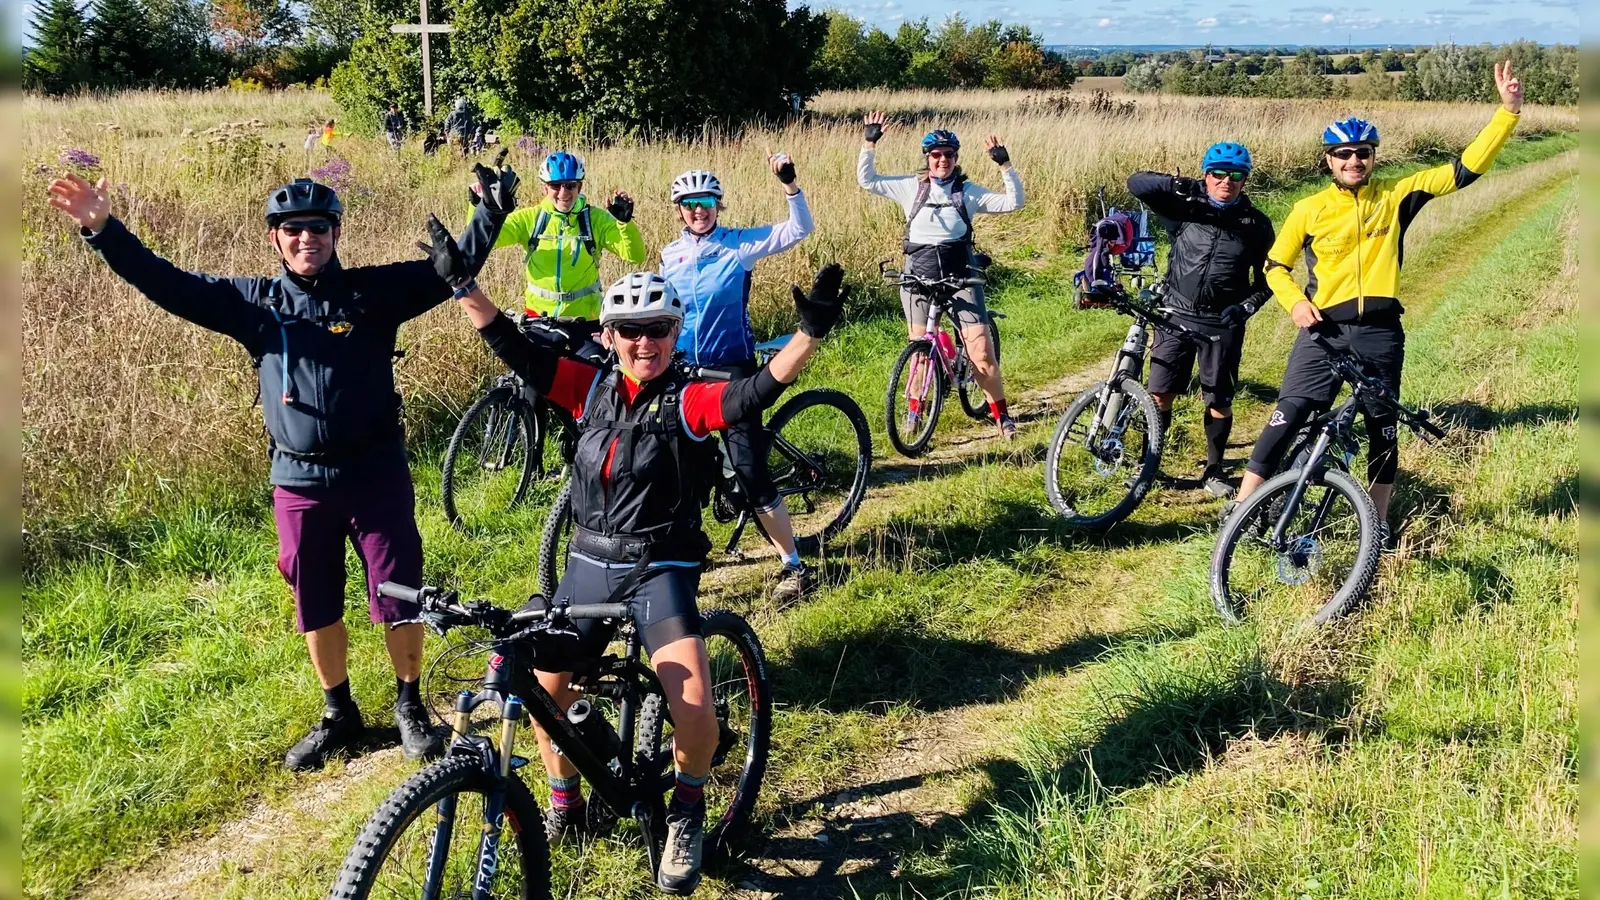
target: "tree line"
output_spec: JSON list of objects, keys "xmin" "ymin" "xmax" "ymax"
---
[
  {"xmin": 1119, "ymin": 42, "xmax": 1577, "ymax": 105},
  {"xmin": 809, "ymin": 12, "xmax": 1075, "ymax": 91}
]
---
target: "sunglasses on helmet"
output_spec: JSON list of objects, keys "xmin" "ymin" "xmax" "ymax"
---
[
  {"xmin": 277, "ymin": 221, "xmax": 333, "ymax": 236},
  {"xmin": 1207, "ymin": 169, "xmax": 1248, "ymax": 182},
  {"xmin": 679, "ymin": 195, "xmax": 717, "ymax": 209},
  {"xmin": 1328, "ymin": 146, "xmax": 1375, "ymax": 160},
  {"xmin": 613, "ymin": 320, "xmax": 675, "ymax": 340}
]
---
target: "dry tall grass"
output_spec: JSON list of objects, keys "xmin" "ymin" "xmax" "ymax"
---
[{"xmin": 21, "ymin": 88, "xmax": 1576, "ymax": 525}]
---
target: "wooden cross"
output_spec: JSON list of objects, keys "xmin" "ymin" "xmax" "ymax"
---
[{"xmin": 390, "ymin": 0, "xmax": 454, "ymax": 116}]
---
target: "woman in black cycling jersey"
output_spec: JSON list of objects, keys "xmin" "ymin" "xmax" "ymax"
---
[{"xmin": 418, "ymin": 214, "xmax": 846, "ymax": 894}]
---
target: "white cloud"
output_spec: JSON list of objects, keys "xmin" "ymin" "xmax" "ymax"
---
[
  {"xmin": 1196, "ymin": 15, "xmax": 1218, "ymax": 26},
  {"xmin": 1320, "ymin": 13, "xmax": 1336, "ymax": 21},
  {"xmin": 1097, "ymin": 17, "xmax": 1114, "ymax": 26}
]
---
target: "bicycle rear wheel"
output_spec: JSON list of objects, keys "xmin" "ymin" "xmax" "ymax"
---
[
  {"xmin": 957, "ymin": 314, "xmax": 1002, "ymax": 422},
  {"xmin": 328, "ymin": 755, "xmax": 551, "ymax": 900},
  {"xmin": 765, "ymin": 389, "xmax": 872, "ymax": 554},
  {"xmin": 442, "ymin": 387, "xmax": 539, "ymax": 531},
  {"xmin": 1044, "ymin": 379, "xmax": 1163, "ymax": 529},
  {"xmin": 536, "ymin": 477, "xmax": 574, "ymax": 598},
  {"xmin": 885, "ymin": 341, "xmax": 946, "ymax": 458},
  {"xmin": 1210, "ymin": 466, "xmax": 1379, "ymax": 625},
  {"xmin": 635, "ymin": 609, "xmax": 771, "ymax": 863}
]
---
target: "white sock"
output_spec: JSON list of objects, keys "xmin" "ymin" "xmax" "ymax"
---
[{"xmin": 781, "ymin": 549, "xmax": 802, "ymax": 568}]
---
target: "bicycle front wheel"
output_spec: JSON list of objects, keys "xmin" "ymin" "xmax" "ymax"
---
[
  {"xmin": 536, "ymin": 477, "xmax": 574, "ymax": 598},
  {"xmin": 442, "ymin": 387, "xmax": 538, "ymax": 531},
  {"xmin": 1044, "ymin": 379, "xmax": 1163, "ymax": 529},
  {"xmin": 635, "ymin": 609, "xmax": 772, "ymax": 863},
  {"xmin": 1210, "ymin": 466, "xmax": 1380, "ymax": 626},
  {"xmin": 885, "ymin": 341, "xmax": 946, "ymax": 458},
  {"xmin": 957, "ymin": 314, "xmax": 1002, "ymax": 422},
  {"xmin": 766, "ymin": 389, "xmax": 872, "ymax": 553},
  {"xmin": 329, "ymin": 755, "xmax": 551, "ymax": 900}
]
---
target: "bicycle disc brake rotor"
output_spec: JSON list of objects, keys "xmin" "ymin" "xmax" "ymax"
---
[
  {"xmin": 1089, "ymin": 435, "xmax": 1126, "ymax": 477},
  {"xmin": 1277, "ymin": 536, "xmax": 1322, "ymax": 585}
]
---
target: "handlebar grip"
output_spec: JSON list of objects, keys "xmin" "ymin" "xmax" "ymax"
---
[
  {"xmin": 686, "ymin": 366, "xmax": 737, "ymax": 382},
  {"xmin": 565, "ymin": 603, "xmax": 631, "ymax": 621},
  {"xmin": 959, "ymin": 277, "xmax": 986, "ymax": 288},
  {"xmin": 377, "ymin": 581, "xmax": 423, "ymax": 605}
]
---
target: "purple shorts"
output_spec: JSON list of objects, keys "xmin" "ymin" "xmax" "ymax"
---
[{"xmin": 273, "ymin": 472, "xmax": 424, "ymax": 633}]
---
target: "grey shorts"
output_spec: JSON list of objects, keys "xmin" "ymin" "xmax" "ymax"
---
[{"xmin": 902, "ymin": 283, "xmax": 988, "ymax": 330}]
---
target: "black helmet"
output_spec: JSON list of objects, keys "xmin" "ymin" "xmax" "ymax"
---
[{"xmin": 265, "ymin": 178, "xmax": 343, "ymax": 226}]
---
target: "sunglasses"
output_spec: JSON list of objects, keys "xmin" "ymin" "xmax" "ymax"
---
[
  {"xmin": 612, "ymin": 320, "xmax": 675, "ymax": 340},
  {"xmin": 547, "ymin": 180, "xmax": 581, "ymax": 191},
  {"xmin": 927, "ymin": 149, "xmax": 957, "ymax": 160},
  {"xmin": 1328, "ymin": 146, "xmax": 1375, "ymax": 160},
  {"xmin": 1207, "ymin": 169, "xmax": 1248, "ymax": 182},
  {"xmin": 278, "ymin": 221, "xmax": 333, "ymax": 236},
  {"xmin": 679, "ymin": 196, "xmax": 717, "ymax": 210}
]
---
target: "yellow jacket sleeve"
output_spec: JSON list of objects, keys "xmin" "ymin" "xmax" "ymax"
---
[
  {"xmin": 492, "ymin": 207, "xmax": 534, "ymax": 251},
  {"xmin": 1266, "ymin": 202, "xmax": 1310, "ymax": 312},
  {"xmin": 595, "ymin": 210, "xmax": 647, "ymax": 265},
  {"xmin": 1391, "ymin": 106, "xmax": 1520, "ymax": 199}
]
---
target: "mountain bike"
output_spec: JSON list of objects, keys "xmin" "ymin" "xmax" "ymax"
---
[
  {"xmin": 328, "ymin": 581, "xmax": 771, "ymax": 899},
  {"xmin": 1209, "ymin": 340, "xmax": 1447, "ymax": 626},
  {"xmin": 537, "ymin": 337, "xmax": 873, "ymax": 597},
  {"xmin": 1044, "ymin": 274, "xmax": 1220, "ymax": 529},
  {"xmin": 440, "ymin": 318, "xmax": 595, "ymax": 531},
  {"xmin": 882, "ymin": 262, "xmax": 1004, "ymax": 458}
]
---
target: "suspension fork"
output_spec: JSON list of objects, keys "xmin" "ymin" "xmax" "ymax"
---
[
  {"xmin": 1270, "ymin": 430, "xmax": 1334, "ymax": 548},
  {"xmin": 904, "ymin": 302, "xmax": 945, "ymax": 401},
  {"xmin": 1090, "ymin": 320, "xmax": 1150, "ymax": 436},
  {"xmin": 467, "ymin": 696, "xmax": 524, "ymax": 900},
  {"xmin": 421, "ymin": 690, "xmax": 479, "ymax": 900}
]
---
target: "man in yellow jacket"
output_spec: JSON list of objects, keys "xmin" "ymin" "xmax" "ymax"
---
[
  {"xmin": 1233, "ymin": 60, "xmax": 1524, "ymax": 541},
  {"xmin": 474, "ymin": 151, "xmax": 647, "ymax": 347}
]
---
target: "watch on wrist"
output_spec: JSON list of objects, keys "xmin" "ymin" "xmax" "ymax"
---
[{"xmin": 451, "ymin": 279, "xmax": 478, "ymax": 300}]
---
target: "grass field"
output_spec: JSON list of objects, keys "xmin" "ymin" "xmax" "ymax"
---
[{"xmin": 21, "ymin": 86, "xmax": 1578, "ymax": 899}]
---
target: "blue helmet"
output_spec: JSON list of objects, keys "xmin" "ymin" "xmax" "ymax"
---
[
  {"xmin": 921, "ymin": 129, "xmax": 960, "ymax": 154},
  {"xmin": 1201, "ymin": 141, "xmax": 1253, "ymax": 174},
  {"xmin": 1323, "ymin": 117, "xmax": 1380, "ymax": 147},
  {"xmin": 539, "ymin": 151, "xmax": 585, "ymax": 183}
]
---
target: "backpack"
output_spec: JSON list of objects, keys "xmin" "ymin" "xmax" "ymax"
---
[
  {"xmin": 530, "ymin": 205, "xmax": 599, "ymax": 265},
  {"xmin": 1073, "ymin": 210, "xmax": 1136, "ymax": 308},
  {"xmin": 904, "ymin": 175, "xmax": 974, "ymax": 246}
]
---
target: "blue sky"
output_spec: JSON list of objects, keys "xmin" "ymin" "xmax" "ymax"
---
[{"xmin": 805, "ymin": 0, "xmax": 1580, "ymax": 46}]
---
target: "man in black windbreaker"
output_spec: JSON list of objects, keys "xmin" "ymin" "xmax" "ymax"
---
[
  {"xmin": 47, "ymin": 164, "xmax": 519, "ymax": 770},
  {"xmin": 1127, "ymin": 141, "xmax": 1274, "ymax": 497}
]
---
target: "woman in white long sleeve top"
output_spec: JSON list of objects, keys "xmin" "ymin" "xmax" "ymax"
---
[{"xmin": 858, "ymin": 110, "xmax": 1024, "ymax": 438}]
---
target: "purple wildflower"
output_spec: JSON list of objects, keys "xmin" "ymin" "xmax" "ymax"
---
[
  {"xmin": 59, "ymin": 148, "xmax": 101, "ymax": 169},
  {"xmin": 515, "ymin": 135, "xmax": 546, "ymax": 158},
  {"xmin": 309, "ymin": 158, "xmax": 354, "ymax": 192}
]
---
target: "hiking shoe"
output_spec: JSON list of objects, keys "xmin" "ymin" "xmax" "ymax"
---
[
  {"xmin": 657, "ymin": 802, "xmax": 705, "ymax": 895},
  {"xmin": 285, "ymin": 708, "xmax": 364, "ymax": 771},
  {"xmin": 771, "ymin": 563, "xmax": 810, "ymax": 608},
  {"xmin": 396, "ymin": 702, "xmax": 444, "ymax": 762},
  {"xmin": 545, "ymin": 799, "xmax": 618, "ymax": 847},
  {"xmin": 996, "ymin": 414, "xmax": 1018, "ymax": 441},
  {"xmin": 1203, "ymin": 472, "xmax": 1236, "ymax": 499}
]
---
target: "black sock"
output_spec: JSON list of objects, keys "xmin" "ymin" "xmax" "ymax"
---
[
  {"xmin": 1155, "ymin": 407, "xmax": 1172, "ymax": 438},
  {"xmin": 396, "ymin": 676, "xmax": 422, "ymax": 708},
  {"xmin": 1204, "ymin": 414, "xmax": 1233, "ymax": 474},
  {"xmin": 324, "ymin": 679, "xmax": 357, "ymax": 719}
]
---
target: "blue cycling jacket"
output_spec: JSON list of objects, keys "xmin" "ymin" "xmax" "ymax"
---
[{"xmin": 660, "ymin": 191, "xmax": 813, "ymax": 367}]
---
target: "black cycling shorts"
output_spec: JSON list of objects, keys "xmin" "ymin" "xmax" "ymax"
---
[
  {"xmin": 1278, "ymin": 319, "xmax": 1405, "ymax": 404},
  {"xmin": 718, "ymin": 359, "xmax": 780, "ymax": 512},
  {"xmin": 551, "ymin": 556, "xmax": 703, "ymax": 659},
  {"xmin": 1146, "ymin": 313, "xmax": 1244, "ymax": 408}
]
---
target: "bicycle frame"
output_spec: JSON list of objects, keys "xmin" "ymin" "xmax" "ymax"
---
[{"xmin": 1266, "ymin": 400, "xmax": 1360, "ymax": 550}]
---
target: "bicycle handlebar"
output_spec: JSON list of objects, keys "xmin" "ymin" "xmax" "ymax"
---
[
  {"xmin": 878, "ymin": 259, "xmax": 986, "ymax": 294},
  {"xmin": 377, "ymin": 582, "xmax": 632, "ymax": 636},
  {"xmin": 1313, "ymin": 338, "xmax": 1449, "ymax": 442}
]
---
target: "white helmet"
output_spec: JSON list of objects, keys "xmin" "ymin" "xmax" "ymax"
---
[
  {"xmin": 601, "ymin": 273, "xmax": 685, "ymax": 325},
  {"xmin": 670, "ymin": 169, "xmax": 723, "ymax": 202}
]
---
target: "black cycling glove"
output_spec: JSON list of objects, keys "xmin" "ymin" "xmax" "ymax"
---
[
  {"xmin": 792, "ymin": 263, "xmax": 848, "ymax": 339},
  {"xmin": 1172, "ymin": 175, "xmax": 1204, "ymax": 199},
  {"xmin": 863, "ymin": 122, "xmax": 884, "ymax": 143},
  {"xmin": 774, "ymin": 156, "xmax": 797, "ymax": 185},
  {"xmin": 1218, "ymin": 303, "xmax": 1250, "ymax": 329},
  {"xmin": 472, "ymin": 161, "xmax": 519, "ymax": 216},
  {"xmin": 417, "ymin": 214, "xmax": 471, "ymax": 289},
  {"xmin": 987, "ymin": 144, "xmax": 1010, "ymax": 166},
  {"xmin": 606, "ymin": 193, "xmax": 634, "ymax": 223}
]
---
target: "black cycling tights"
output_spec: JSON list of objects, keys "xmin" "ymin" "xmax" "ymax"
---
[{"xmin": 1246, "ymin": 396, "xmax": 1399, "ymax": 485}]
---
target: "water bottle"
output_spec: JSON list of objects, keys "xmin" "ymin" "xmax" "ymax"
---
[
  {"xmin": 566, "ymin": 698, "xmax": 622, "ymax": 762},
  {"xmin": 934, "ymin": 329, "xmax": 957, "ymax": 361}
]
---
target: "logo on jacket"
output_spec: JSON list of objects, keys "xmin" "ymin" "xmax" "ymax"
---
[{"xmin": 1268, "ymin": 410, "xmax": 1288, "ymax": 427}]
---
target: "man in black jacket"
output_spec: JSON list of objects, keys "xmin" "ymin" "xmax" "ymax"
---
[
  {"xmin": 47, "ymin": 164, "xmax": 518, "ymax": 770},
  {"xmin": 1127, "ymin": 141, "xmax": 1274, "ymax": 497}
]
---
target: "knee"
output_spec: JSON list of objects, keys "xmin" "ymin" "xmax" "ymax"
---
[
  {"xmin": 1207, "ymin": 404, "xmax": 1232, "ymax": 419},
  {"xmin": 1151, "ymin": 393, "xmax": 1176, "ymax": 411}
]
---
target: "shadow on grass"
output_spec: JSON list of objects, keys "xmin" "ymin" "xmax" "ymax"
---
[
  {"xmin": 1430, "ymin": 399, "xmax": 1576, "ymax": 432},
  {"xmin": 732, "ymin": 654, "xmax": 1359, "ymax": 897}
]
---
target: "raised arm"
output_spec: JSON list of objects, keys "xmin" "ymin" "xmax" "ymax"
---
[
  {"xmin": 1127, "ymin": 171, "xmax": 1204, "ymax": 220},
  {"xmin": 595, "ymin": 202, "xmax": 647, "ymax": 265},
  {"xmin": 737, "ymin": 188, "xmax": 814, "ymax": 267},
  {"xmin": 51, "ymin": 173, "xmax": 269, "ymax": 351}
]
